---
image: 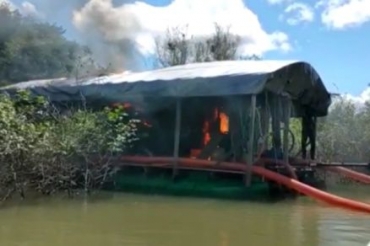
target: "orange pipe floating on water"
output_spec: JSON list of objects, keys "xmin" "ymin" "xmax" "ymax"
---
[
  {"xmin": 324, "ymin": 166, "xmax": 370, "ymax": 184},
  {"xmin": 121, "ymin": 156, "xmax": 370, "ymax": 214}
]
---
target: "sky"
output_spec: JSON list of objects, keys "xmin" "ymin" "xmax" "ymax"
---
[{"xmin": 2, "ymin": 0, "xmax": 370, "ymax": 102}]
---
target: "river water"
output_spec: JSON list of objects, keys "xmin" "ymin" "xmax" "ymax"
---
[{"xmin": 0, "ymin": 191, "xmax": 369, "ymax": 246}]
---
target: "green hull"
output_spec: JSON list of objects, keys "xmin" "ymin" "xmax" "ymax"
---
[{"xmin": 109, "ymin": 169, "xmax": 270, "ymax": 200}]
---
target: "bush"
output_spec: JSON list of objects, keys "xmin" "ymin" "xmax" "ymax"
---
[{"xmin": 0, "ymin": 90, "xmax": 139, "ymax": 201}]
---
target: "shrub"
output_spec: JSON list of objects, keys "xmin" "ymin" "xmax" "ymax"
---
[{"xmin": 0, "ymin": 90, "xmax": 139, "ymax": 201}]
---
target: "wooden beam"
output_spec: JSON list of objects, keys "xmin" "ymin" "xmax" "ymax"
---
[
  {"xmin": 245, "ymin": 94, "xmax": 256, "ymax": 186},
  {"xmin": 283, "ymin": 97, "xmax": 291, "ymax": 164},
  {"xmin": 271, "ymin": 95, "xmax": 281, "ymax": 149},
  {"xmin": 262, "ymin": 91, "xmax": 270, "ymax": 147},
  {"xmin": 172, "ymin": 98, "xmax": 182, "ymax": 178}
]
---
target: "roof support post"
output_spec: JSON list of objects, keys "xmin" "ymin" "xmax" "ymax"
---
[
  {"xmin": 262, "ymin": 91, "xmax": 270, "ymax": 147},
  {"xmin": 172, "ymin": 98, "xmax": 182, "ymax": 179},
  {"xmin": 282, "ymin": 97, "xmax": 291, "ymax": 164},
  {"xmin": 245, "ymin": 94, "xmax": 256, "ymax": 187},
  {"xmin": 271, "ymin": 95, "xmax": 282, "ymax": 150}
]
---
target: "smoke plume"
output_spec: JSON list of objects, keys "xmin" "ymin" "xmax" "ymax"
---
[{"xmin": 72, "ymin": 0, "xmax": 143, "ymax": 72}]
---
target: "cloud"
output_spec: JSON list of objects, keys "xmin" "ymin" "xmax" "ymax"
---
[
  {"xmin": 1, "ymin": 0, "xmax": 41, "ymax": 17},
  {"xmin": 283, "ymin": 2, "xmax": 314, "ymax": 25},
  {"xmin": 266, "ymin": 0, "xmax": 293, "ymax": 5},
  {"xmin": 317, "ymin": 0, "xmax": 370, "ymax": 29},
  {"xmin": 0, "ymin": 0, "xmax": 16, "ymax": 9},
  {"xmin": 72, "ymin": 0, "xmax": 292, "ymax": 59},
  {"xmin": 266, "ymin": 0, "xmax": 314, "ymax": 25},
  {"xmin": 343, "ymin": 87, "xmax": 370, "ymax": 105},
  {"xmin": 19, "ymin": 1, "xmax": 40, "ymax": 17}
]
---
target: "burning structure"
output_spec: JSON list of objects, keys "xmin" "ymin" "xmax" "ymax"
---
[{"xmin": 2, "ymin": 60, "xmax": 331, "ymax": 187}]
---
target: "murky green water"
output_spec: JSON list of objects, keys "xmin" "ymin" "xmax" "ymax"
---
[{"xmin": 0, "ymin": 191, "xmax": 369, "ymax": 246}]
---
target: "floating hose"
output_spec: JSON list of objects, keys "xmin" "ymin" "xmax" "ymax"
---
[
  {"xmin": 120, "ymin": 156, "xmax": 370, "ymax": 214},
  {"xmin": 324, "ymin": 166, "xmax": 370, "ymax": 184}
]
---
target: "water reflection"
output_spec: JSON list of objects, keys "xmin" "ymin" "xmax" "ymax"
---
[
  {"xmin": 0, "ymin": 192, "xmax": 368, "ymax": 246},
  {"xmin": 318, "ymin": 208, "xmax": 370, "ymax": 246}
]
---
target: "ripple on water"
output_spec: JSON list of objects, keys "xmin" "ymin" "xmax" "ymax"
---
[{"xmin": 318, "ymin": 207, "xmax": 370, "ymax": 246}]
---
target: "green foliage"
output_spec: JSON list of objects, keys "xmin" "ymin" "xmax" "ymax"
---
[
  {"xmin": 285, "ymin": 97, "xmax": 370, "ymax": 162},
  {"xmin": 314, "ymin": 97, "xmax": 370, "ymax": 162},
  {"xmin": 0, "ymin": 90, "xmax": 139, "ymax": 200},
  {"xmin": 0, "ymin": 3, "xmax": 103, "ymax": 84},
  {"xmin": 103, "ymin": 105, "xmax": 140, "ymax": 152}
]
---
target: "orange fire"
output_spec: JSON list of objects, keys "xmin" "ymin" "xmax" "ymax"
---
[
  {"xmin": 202, "ymin": 108, "xmax": 229, "ymax": 146},
  {"xmin": 219, "ymin": 112, "xmax": 229, "ymax": 134}
]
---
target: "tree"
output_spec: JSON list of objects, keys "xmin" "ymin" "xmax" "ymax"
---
[
  {"xmin": 289, "ymin": 95, "xmax": 370, "ymax": 162},
  {"xmin": 0, "ymin": 3, "xmax": 105, "ymax": 85},
  {"xmin": 155, "ymin": 23, "xmax": 259, "ymax": 67},
  {"xmin": 155, "ymin": 26, "xmax": 191, "ymax": 67}
]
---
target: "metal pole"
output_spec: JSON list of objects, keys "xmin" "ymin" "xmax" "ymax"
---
[
  {"xmin": 283, "ymin": 98, "xmax": 291, "ymax": 164},
  {"xmin": 246, "ymin": 94, "xmax": 256, "ymax": 186},
  {"xmin": 172, "ymin": 98, "xmax": 182, "ymax": 179}
]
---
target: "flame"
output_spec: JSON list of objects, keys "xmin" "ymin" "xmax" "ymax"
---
[
  {"xmin": 219, "ymin": 112, "xmax": 229, "ymax": 134},
  {"xmin": 201, "ymin": 108, "xmax": 229, "ymax": 147},
  {"xmin": 202, "ymin": 121, "xmax": 211, "ymax": 146}
]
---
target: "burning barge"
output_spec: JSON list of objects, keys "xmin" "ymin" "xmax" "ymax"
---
[{"xmin": 4, "ymin": 60, "xmax": 368, "ymax": 207}]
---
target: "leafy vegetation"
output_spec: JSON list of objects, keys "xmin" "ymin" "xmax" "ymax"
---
[
  {"xmin": 314, "ymin": 97, "xmax": 370, "ymax": 162},
  {"xmin": 0, "ymin": 90, "xmax": 139, "ymax": 201},
  {"xmin": 0, "ymin": 3, "xmax": 110, "ymax": 85}
]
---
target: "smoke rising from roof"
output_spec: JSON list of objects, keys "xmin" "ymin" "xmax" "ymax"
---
[{"xmin": 72, "ymin": 0, "xmax": 143, "ymax": 72}]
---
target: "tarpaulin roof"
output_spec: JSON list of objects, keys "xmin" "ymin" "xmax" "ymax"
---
[{"xmin": 1, "ymin": 60, "xmax": 332, "ymax": 115}]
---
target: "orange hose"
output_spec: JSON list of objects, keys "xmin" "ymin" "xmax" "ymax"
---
[
  {"xmin": 324, "ymin": 166, "xmax": 370, "ymax": 184},
  {"xmin": 121, "ymin": 156, "xmax": 370, "ymax": 214}
]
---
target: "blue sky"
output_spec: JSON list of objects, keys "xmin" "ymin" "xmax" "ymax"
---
[{"xmin": 5, "ymin": 0, "xmax": 370, "ymax": 99}]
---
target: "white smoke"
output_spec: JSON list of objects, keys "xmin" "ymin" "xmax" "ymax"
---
[
  {"xmin": 2, "ymin": 0, "xmax": 142, "ymax": 71},
  {"xmin": 72, "ymin": 0, "xmax": 143, "ymax": 72},
  {"xmin": 4, "ymin": 0, "xmax": 294, "ymax": 72}
]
